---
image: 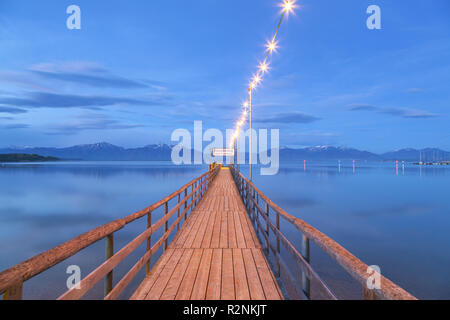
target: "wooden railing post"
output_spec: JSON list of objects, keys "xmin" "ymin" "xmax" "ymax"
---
[
  {"xmin": 238, "ymin": 176, "xmax": 241, "ymax": 194},
  {"xmin": 265, "ymin": 203, "xmax": 270, "ymax": 254},
  {"xmin": 192, "ymin": 183, "xmax": 195, "ymax": 209},
  {"xmin": 184, "ymin": 188, "xmax": 188, "ymax": 221},
  {"xmin": 177, "ymin": 193, "xmax": 181, "ymax": 232},
  {"xmin": 363, "ymin": 286, "xmax": 377, "ymax": 300},
  {"xmin": 105, "ymin": 233, "xmax": 114, "ymax": 297},
  {"xmin": 195, "ymin": 181, "xmax": 198, "ymax": 205},
  {"xmin": 301, "ymin": 234, "xmax": 311, "ymax": 299},
  {"xmin": 242, "ymin": 181, "xmax": 245, "ymax": 204},
  {"xmin": 276, "ymin": 212, "xmax": 281, "ymax": 277},
  {"xmin": 164, "ymin": 202, "xmax": 169, "ymax": 250},
  {"xmin": 246, "ymin": 183, "xmax": 250, "ymax": 211},
  {"xmin": 146, "ymin": 212, "xmax": 152, "ymax": 275},
  {"xmin": 201, "ymin": 177, "xmax": 204, "ymax": 197},
  {"xmin": 254, "ymin": 191, "xmax": 258, "ymax": 224},
  {"xmin": 3, "ymin": 281, "xmax": 23, "ymax": 300}
]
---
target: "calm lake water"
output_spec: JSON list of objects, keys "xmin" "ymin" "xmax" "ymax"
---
[{"xmin": 0, "ymin": 161, "xmax": 449, "ymax": 299}]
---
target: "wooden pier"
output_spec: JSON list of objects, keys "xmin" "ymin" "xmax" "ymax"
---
[
  {"xmin": 131, "ymin": 167, "xmax": 282, "ymax": 300},
  {"xmin": 0, "ymin": 165, "xmax": 416, "ymax": 300}
]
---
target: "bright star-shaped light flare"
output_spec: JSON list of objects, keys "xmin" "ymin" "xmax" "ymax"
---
[
  {"xmin": 281, "ymin": 0, "xmax": 297, "ymax": 15},
  {"xmin": 266, "ymin": 40, "xmax": 279, "ymax": 53},
  {"xmin": 259, "ymin": 61, "xmax": 269, "ymax": 74}
]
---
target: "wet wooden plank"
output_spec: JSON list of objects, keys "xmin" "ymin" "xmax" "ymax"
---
[
  {"xmin": 206, "ymin": 249, "xmax": 222, "ymax": 300},
  {"xmin": 232, "ymin": 249, "xmax": 250, "ymax": 300},
  {"xmin": 242, "ymin": 249, "xmax": 265, "ymax": 300},
  {"xmin": 192, "ymin": 210, "xmax": 213, "ymax": 248},
  {"xmin": 191, "ymin": 249, "xmax": 213, "ymax": 300},
  {"xmin": 175, "ymin": 249, "xmax": 203, "ymax": 300},
  {"xmin": 131, "ymin": 248, "xmax": 176, "ymax": 300},
  {"xmin": 160, "ymin": 249, "xmax": 194, "ymax": 300},
  {"xmin": 221, "ymin": 249, "xmax": 235, "ymax": 300},
  {"xmin": 220, "ymin": 210, "xmax": 229, "ymax": 248},
  {"xmin": 227, "ymin": 210, "xmax": 237, "ymax": 248},
  {"xmin": 252, "ymin": 249, "xmax": 283, "ymax": 300},
  {"xmin": 238, "ymin": 210, "xmax": 256, "ymax": 248},
  {"xmin": 234, "ymin": 211, "xmax": 247, "ymax": 249},
  {"xmin": 171, "ymin": 209, "xmax": 201, "ymax": 248},
  {"xmin": 144, "ymin": 249, "xmax": 184, "ymax": 300},
  {"xmin": 184, "ymin": 210, "xmax": 209, "ymax": 248},
  {"xmin": 209, "ymin": 210, "xmax": 222, "ymax": 249},
  {"xmin": 201, "ymin": 210, "xmax": 216, "ymax": 248}
]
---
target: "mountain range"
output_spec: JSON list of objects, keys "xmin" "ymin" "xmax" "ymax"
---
[
  {"xmin": 0, "ymin": 142, "xmax": 172, "ymax": 161},
  {"xmin": 0, "ymin": 143, "xmax": 449, "ymax": 162}
]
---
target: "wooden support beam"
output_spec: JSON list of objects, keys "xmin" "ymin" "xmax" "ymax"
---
[
  {"xmin": 105, "ymin": 233, "xmax": 114, "ymax": 297},
  {"xmin": 177, "ymin": 194, "xmax": 181, "ymax": 232},
  {"xmin": 265, "ymin": 203, "xmax": 270, "ymax": 254},
  {"xmin": 276, "ymin": 212, "xmax": 281, "ymax": 277},
  {"xmin": 164, "ymin": 202, "xmax": 169, "ymax": 250},
  {"xmin": 146, "ymin": 212, "xmax": 152, "ymax": 275},
  {"xmin": 301, "ymin": 234, "xmax": 311, "ymax": 299},
  {"xmin": 184, "ymin": 188, "xmax": 188, "ymax": 222},
  {"xmin": 3, "ymin": 281, "xmax": 23, "ymax": 300}
]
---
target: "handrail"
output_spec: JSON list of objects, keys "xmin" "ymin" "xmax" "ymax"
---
[
  {"xmin": 0, "ymin": 165, "xmax": 220, "ymax": 299},
  {"xmin": 229, "ymin": 165, "xmax": 416, "ymax": 300}
]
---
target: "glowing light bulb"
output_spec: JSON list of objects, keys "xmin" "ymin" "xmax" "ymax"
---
[
  {"xmin": 266, "ymin": 40, "xmax": 278, "ymax": 53},
  {"xmin": 259, "ymin": 61, "xmax": 269, "ymax": 74},
  {"xmin": 282, "ymin": 0, "xmax": 296, "ymax": 14}
]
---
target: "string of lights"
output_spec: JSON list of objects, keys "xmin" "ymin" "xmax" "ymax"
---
[{"xmin": 229, "ymin": 0, "xmax": 297, "ymax": 151}]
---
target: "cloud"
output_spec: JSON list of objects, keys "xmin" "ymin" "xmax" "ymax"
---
[
  {"xmin": 348, "ymin": 104, "xmax": 439, "ymax": 119},
  {"xmin": 0, "ymin": 123, "xmax": 30, "ymax": 129},
  {"xmin": 29, "ymin": 62, "xmax": 165, "ymax": 90},
  {"xmin": 45, "ymin": 113, "xmax": 146, "ymax": 135},
  {"xmin": 30, "ymin": 61, "xmax": 107, "ymax": 74},
  {"xmin": 380, "ymin": 107, "xmax": 439, "ymax": 119},
  {"xmin": 347, "ymin": 104, "xmax": 377, "ymax": 111},
  {"xmin": 0, "ymin": 71, "xmax": 52, "ymax": 91},
  {"xmin": 31, "ymin": 70, "xmax": 149, "ymax": 89},
  {"xmin": 1, "ymin": 62, "xmax": 165, "ymax": 91},
  {"xmin": 0, "ymin": 106, "xmax": 28, "ymax": 114},
  {"xmin": 254, "ymin": 112, "xmax": 321, "ymax": 124},
  {"xmin": 0, "ymin": 92, "xmax": 159, "ymax": 109},
  {"xmin": 407, "ymin": 88, "xmax": 422, "ymax": 94}
]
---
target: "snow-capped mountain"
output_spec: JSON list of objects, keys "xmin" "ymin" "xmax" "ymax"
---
[{"xmin": 1, "ymin": 143, "xmax": 448, "ymax": 161}]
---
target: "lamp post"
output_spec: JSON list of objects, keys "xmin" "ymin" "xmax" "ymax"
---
[{"xmin": 228, "ymin": 1, "xmax": 295, "ymax": 181}]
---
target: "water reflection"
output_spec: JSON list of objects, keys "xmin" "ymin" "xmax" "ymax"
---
[
  {"xmin": 0, "ymin": 161, "xmax": 449, "ymax": 299},
  {"xmin": 0, "ymin": 161, "xmax": 206, "ymax": 299},
  {"xmin": 247, "ymin": 161, "xmax": 450, "ymax": 299}
]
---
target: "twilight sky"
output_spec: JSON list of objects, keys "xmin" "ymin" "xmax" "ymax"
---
[{"xmin": 0, "ymin": 0, "xmax": 449, "ymax": 153}]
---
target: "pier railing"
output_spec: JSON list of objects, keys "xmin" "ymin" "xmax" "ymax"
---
[
  {"xmin": 0, "ymin": 165, "xmax": 220, "ymax": 300},
  {"xmin": 230, "ymin": 165, "xmax": 416, "ymax": 300}
]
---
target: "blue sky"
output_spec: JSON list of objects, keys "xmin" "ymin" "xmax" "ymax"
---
[{"xmin": 0, "ymin": 0, "xmax": 449, "ymax": 152}]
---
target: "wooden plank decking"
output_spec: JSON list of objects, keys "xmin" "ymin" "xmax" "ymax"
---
[{"xmin": 131, "ymin": 168, "xmax": 283, "ymax": 300}]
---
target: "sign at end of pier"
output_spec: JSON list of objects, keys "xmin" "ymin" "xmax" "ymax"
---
[{"xmin": 212, "ymin": 148, "xmax": 235, "ymax": 157}]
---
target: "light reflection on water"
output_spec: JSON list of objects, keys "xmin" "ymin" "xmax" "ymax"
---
[{"xmin": 0, "ymin": 161, "xmax": 449, "ymax": 299}]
